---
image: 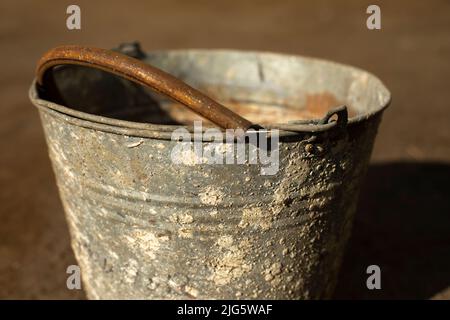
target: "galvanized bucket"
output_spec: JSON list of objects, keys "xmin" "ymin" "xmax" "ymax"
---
[{"xmin": 29, "ymin": 43, "xmax": 390, "ymax": 299}]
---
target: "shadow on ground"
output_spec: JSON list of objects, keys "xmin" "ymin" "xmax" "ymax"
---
[{"xmin": 334, "ymin": 162, "xmax": 450, "ymax": 299}]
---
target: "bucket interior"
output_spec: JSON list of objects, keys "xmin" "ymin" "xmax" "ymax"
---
[{"xmin": 43, "ymin": 50, "xmax": 390, "ymax": 126}]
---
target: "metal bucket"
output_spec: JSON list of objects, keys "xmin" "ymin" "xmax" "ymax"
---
[{"xmin": 29, "ymin": 43, "xmax": 390, "ymax": 299}]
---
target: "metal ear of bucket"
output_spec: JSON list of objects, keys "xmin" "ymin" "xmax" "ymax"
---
[{"xmin": 29, "ymin": 44, "xmax": 390, "ymax": 299}]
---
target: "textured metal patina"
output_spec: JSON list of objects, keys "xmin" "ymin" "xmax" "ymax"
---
[{"xmin": 29, "ymin": 45, "xmax": 390, "ymax": 299}]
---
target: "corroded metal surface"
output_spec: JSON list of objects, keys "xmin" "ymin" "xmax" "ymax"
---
[{"xmin": 29, "ymin": 48, "xmax": 390, "ymax": 299}]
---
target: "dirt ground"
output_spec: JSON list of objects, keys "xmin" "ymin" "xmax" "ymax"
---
[{"xmin": 0, "ymin": 0, "xmax": 449, "ymax": 299}]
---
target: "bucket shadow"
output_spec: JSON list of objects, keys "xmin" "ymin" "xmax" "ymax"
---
[{"xmin": 334, "ymin": 162, "xmax": 450, "ymax": 299}]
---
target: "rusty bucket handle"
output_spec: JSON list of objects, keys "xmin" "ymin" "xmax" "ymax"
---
[{"xmin": 35, "ymin": 45, "xmax": 254, "ymax": 131}]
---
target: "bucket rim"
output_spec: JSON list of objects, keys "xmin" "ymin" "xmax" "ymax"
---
[{"xmin": 29, "ymin": 49, "xmax": 391, "ymax": 140}]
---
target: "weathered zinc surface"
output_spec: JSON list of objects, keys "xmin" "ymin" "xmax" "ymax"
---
[{"xmin": 30, "ymin": 49, "xmax": 390, "ymax": 299}]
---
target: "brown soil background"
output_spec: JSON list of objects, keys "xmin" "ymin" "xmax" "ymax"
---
[{"xmin": 0, "ymin": 0, "xmax": 449, "ymax": 299}]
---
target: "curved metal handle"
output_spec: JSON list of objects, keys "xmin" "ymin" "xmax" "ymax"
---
[{"xmin": 36, "ymin": 45, "xmax": 254, "ymax": 130}]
